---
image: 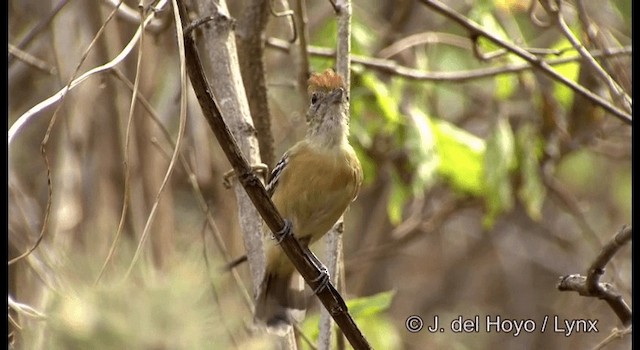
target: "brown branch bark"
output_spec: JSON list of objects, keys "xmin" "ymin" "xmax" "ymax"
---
[
  {"xmin": 557, "ymin": 225, "xmax": 632, "ymax": 327},
  {"xmin": 189, "ymin": 0, "xmax": 266, "ymax": 291},
  {"xmin": 176, "ymin": 1, "xmax": 371, "ymax": 348},
  {"xmin": 237, "ymin": 0, "xmax": 276, "ymax": 169},
  {"xmin": 319, "ymin": 2, "xmax": 351, "ymax": 348},
  {"xmin": 293, "ymin": 0, "xmax": 311, "ymax": 97}
]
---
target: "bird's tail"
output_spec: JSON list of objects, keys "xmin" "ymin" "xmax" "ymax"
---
[{"xmin": 254, "ymin": 271, "xmax": 306, "ymax": 336}]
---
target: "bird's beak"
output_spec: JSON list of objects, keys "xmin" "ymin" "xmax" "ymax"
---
[{"xmin": 329, "ymin": 88, "xmax": 345, "ymax": 104}]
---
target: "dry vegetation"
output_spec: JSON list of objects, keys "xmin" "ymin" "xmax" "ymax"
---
[{"xmin": 9, "ymin": 0, "xmax": 631, "ymax": 349}]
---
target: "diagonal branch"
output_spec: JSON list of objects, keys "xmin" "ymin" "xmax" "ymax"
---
[
  {"xmin": 175, "ymin": 1, "xmax": 371, "ymax": 348},
  {"xmin": 540, "ymin": 0, "xmax": 631, "ymax": 112},
  {"xmin": 418, "ymin": 0, "xmax": 631, "ymax": 126}
]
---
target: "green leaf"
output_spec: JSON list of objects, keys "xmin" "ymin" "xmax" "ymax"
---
[
  {"xmin": 311, "ymin": 18, "xmax": 337, "ymax": 48},
  {"xmin": 494, "ymin": 73, "xmax": 517, "ymax": 100},
  {"xmin": 476, "ymin": 12, "xmax": 506, "ymax": 53},
  {"xmin": 388, "ymin": 174, "xmax": 410, "ymax": 225},
  {"xmin": 386, "ymin": 108, "xmax": 438, "ymax": 225},
  {"xmin": 349, "ymin": 290, "xmax": 401, "ymax": 350},
  {"xmin": 405, "ymin": 107, "xmax": 439, "ymax": 195},
  {"xmin": 359, "ymin": 72, "xmax": 401, "ymax": 126},
  {"xmin": 431, "ymin": 119, "xmax": 485, "ymax": 195},
  {"xmin": 351, "ymin": 16, "xmax": 376, "ymax": 55},
  {"xmin": 300, "ymin": 291, "xmax": 400, "ymax": 350},
  {"xmin": 516, "ymin": 125, "xmax": 545, "ymax": 221},
  {"xmin": 483, "ymin": 117, "xmax": 516, "ymax": 228},
  {"xmin": 310, "ymin": 15, "xmax": 373, "ymax": 58},
  {"xmin": 612, "ymin": 168, "xmax": 631, "ymax": 221},
  {"xmin": 347, "ymin": 290, "xmax": 396, "ymax": 317},
  {"xmin": 549, "ymin": 37, "xmax": 580, "ymax": 109}
]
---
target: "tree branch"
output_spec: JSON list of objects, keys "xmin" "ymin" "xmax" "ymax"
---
[
  {"xmin": 540, "ymin": 0, "xmax": 631, "ymax": 112},
  {"xmin": 190, "ymin": 0, "xmax": 266, "ymax": 292},
  {"xmin": 557, "ymin": 225, "xmax": 632, "ymax": 327},
  {"xmin": 175, "ymin": 1, "xmax": 371, "ymax": 348},
  {"xmin": 418, "ymin": 0, "xmax": 631, "ymax": 125},
  {"xmin": 266, "ymin": 37, "xmax": 631, "ymax": 83},
  {"xmin": 237, "ymin": 0, "xmax": 276, "ymax": 169},
  {"xmin": 319, "ymin": 1, "xmax": 352, "ymax": 348}
]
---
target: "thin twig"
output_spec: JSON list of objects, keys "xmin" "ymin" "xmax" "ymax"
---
[
  {"xmin": 294, "ymin": 0, "xmax": 311, "ymax": 97},
  {"xmin": 103, "ymin": 0, "xmax": 168, "ymax": 33},
  {"xmin": 198, "ymin": 214, "xmax": 242, "ymax": 349},
  {"xmin": 8, "ymin": 44, "xmax": 57, "ymax": 75},
  {"xmin": 8, "ymin": 0, "xmax": 152, "ymax": 266},
  {"xmin": 8, "ymin": 296, "xmax": 47, "ymax": 320},
  {"xmin": 95, "ymin": 3, "xmax": 146, "ymax": 283},
  {"xmin": 592, "ymin": 326, "xmax": 632, "ymax": 350},
  {"xmin": 8, "ymin": 0, "xmax": 170, "ymax": 146},
  {"xmin": 266, "ymin": 37, "xmax": 632, "ymax": 83},
  {"xmin": 377, "ymin": 31, "xmax": 471, "ymax": 58},
  {"xmin": 123, "ymin": 0, "xmax": 188, "ymax": 279},
  {"xmin": 8, "ymin": 0, "xmax": 71, "ymax": 66},
  {"xmin": 528, "ymin": 0, "xmax": 552, "ymax": 27},
  {"xmin": 269, "ymin": 0, "xmax": 297, "ymax": 43},
  {"xmin": 146, "ymin": 136, "xmax": 253, "ymax": 308},
  {"xmin": 544, "ymin": 0, "xmax": 631, "ymax": 112}
]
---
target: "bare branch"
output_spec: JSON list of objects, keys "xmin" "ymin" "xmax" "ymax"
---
[
  {"xmin": 9, "ymin": 0, "xmax": 172, "ymax": 266},
  {"xmin": 557, "ymin": 225, "xmax": 632, "ymax": 327},
  {"xmin": 8, "ymin": 44, "xmax": 57, "ymax": 75},
  {"xmin": 124, "ymin": 0, "xmax": 188, "ymax": 278},
  {"xmin": 266, "ymin": 37, "xmax": 631, "ymax": 83},
  {"xmin": 586, "ymin": 225, "xmax": 632, "ymax": 294},
  {"xmin": 237, "ymin": 0, "xmax": 276, "ymax": 168},
  {"xmin": 8, "ymin": 0, "xmax": 71, "ymax": 66},
  {"xmin": 175, "ymin": 1, "xmax": 371, "ymax": 347},
  {"xmin": 542, "ymin": 0, "xmax": 631, "ymax": 112},
  {"xmin": 102, "ymin": 0, "xmax": 168, "ymax": 33},
  {"xmin": 319, "ymin": 1, "xmax": 352, "ymax": 348},
  {"xmin": 8, "ymin": 0, "xmax": 170, "ymax": 146},
  {"xmin": 418, "ymin": 0, "xmax": 631, "ymax": 125},
  {"xmin": 190, "ymin": 0, "xmax": 266, "ymax": 295},
  {"xmin": 294, "ymin": 0, "xmax": 311, "ymax": 97}
]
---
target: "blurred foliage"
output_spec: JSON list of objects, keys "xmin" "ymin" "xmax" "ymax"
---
[
  {"xmin": 431, "ymin": 118, "xmax": 485, "ymax": 196},
  {"xmin": 483, "ymin": 117, "xmax": 516, "ymax": 227},
  {"xmin": 515, "ymin": 124, "xmax": 546, "ymax": 221},
  {"xmin": 550, "ymin": 37, "xmax": 581, "ymax": 110},
  {"xmin": 20, "ymin": 248, "xmax": 269, "ymax": 350},
  {"xmin": 300, "ymin": 290, "xmax": 399, "ymax": 350},
  {"xmin": 8, "ymin": 0, "xmax": 631, "ymax": 349}
]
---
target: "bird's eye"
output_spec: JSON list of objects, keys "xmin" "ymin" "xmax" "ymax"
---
[{"xmin": 311, "ymin": 93, "xmax": 320, "ymax": 105}]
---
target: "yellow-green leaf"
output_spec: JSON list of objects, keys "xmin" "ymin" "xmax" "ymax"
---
[
  {"xmin": 432, "ymin": 119, "xmax": 485, "ymax": 195},
  {"xmin": 483, "ymin": 117, "xmax": 515, "ymax": 228},
  {"xmin": 516, "ymin": 124, "xmax": 545, "ymax": 221}
]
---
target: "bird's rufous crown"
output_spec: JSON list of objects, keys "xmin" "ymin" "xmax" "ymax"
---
[{"xmin": 308, "ymin": 69, "xmax": 345, "ymax": 95}]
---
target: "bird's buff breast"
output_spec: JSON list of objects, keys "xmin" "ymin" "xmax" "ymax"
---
[{"xmin": 270, "ymin": 143, "xmax": 361, "ymax": 245}]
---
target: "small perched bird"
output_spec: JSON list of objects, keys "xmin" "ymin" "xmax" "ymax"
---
[{"xmin": 254, "ymin": 69, "xmax": 363, "ymax": 336}]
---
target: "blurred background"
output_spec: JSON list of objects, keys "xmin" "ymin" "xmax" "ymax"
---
[{"xmin": 9, "ymin": 0, "xmax": 631, "ymax": 349}]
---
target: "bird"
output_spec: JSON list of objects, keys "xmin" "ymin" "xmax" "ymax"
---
[{"xmin": 254, "ymin": 69, "xmax": 363, "ymax": 336}]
